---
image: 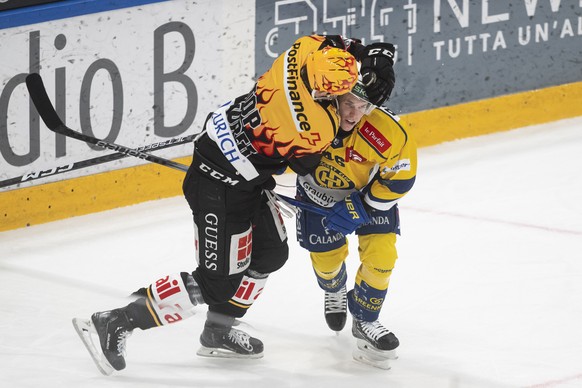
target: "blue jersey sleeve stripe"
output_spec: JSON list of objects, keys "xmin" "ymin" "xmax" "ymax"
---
[{"xmin": 376, "ymin": 176, "xmax": 416, "ymax": 195}]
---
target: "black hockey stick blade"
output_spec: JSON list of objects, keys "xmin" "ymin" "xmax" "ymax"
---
[
  {"xmin": 25, "ymin": 73, "xmax": 64, "ymax": 131},
  {"xmin": 25, "ymin": 72, "xmax": 189, "ymax": 173},
  {"xmin": 26, "ymin": 73, "xmax": 97, "ymax": 144}
]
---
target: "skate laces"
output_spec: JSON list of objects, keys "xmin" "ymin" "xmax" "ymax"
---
[
  {"xmin": 325, "ymin": 286, "xmax": 347, "ymax": 313},
  {"xmin": 358, "ymin": 320, "xmax": 391, "ymax": 341},
  {"xmin": 116, "ymin": 330, "xmax": 132, "ymax": 356},
  {"xmin": 227, "ymin": 328, "xmax": 253, "ymax": 351}
]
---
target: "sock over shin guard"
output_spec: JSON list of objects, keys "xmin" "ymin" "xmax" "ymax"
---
[
  {"xmin": 127, "ymin": 272, "xmax": 203, "ymax": 329},
  {"xmin": 347, "ymin": 280, "xmax": 388, "ymax": 322}
]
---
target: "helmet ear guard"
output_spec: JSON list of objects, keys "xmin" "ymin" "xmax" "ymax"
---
[{"xmin": 305, "ymin": 46, "xmax": 358, "ymax": 96}]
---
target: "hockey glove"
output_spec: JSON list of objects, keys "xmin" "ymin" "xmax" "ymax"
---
[
  {"xmin": 360, "ymin": 42, "xmax": 396, "ymax": 106},
  {"xmin": 324, "ymin": 192, "xmax": 370, "ymax": 235}
]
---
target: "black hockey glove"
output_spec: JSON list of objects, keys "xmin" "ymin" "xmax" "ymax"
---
[
  {"xmin": 360, "ymin": 42, "xmax": 396, "ymax": 106},
  {"xmin": 344, "ymin": 38, "xmax": 366, "ymax": 60}
]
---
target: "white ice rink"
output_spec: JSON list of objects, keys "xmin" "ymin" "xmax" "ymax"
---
[{"xmin": 1, "ymin": 116, "xmax": 581, "ymax": 388}]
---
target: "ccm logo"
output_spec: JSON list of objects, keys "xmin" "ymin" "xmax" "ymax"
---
[
  {"xmin": 199, "ymin": 162, "xmax": 239, "ymax": 186},
  {"xmin": 368, "ymin": 48, "xmax": 393, "ymax": 58}
]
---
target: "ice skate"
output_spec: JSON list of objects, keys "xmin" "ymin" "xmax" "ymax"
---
[
  {"xmin": 72, "ymin": 308, "xmax": 133, "ymax": 375},
  {"xmin": 197, "ymin": 313, "xmax": 263, "ymax": 359},
  {"xmin": 324, "ymin": 285, "xmax": 347, "ymax": 333},
  {"xmin": 351, "ymin": 318, "xmax": 398, "ymax": 370}
]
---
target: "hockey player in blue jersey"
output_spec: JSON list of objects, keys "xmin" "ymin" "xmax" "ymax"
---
[{"xmin": 295, "ymin": 43, "xmax": 418, "ymax": 369}]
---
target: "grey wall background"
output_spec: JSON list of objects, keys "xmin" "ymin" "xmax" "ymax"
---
[{"xmin": 255, "ymin": 0, "xmax": 582, "ymax": 114}]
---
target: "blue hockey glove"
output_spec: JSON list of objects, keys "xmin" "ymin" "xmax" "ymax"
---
[{"xmin": 324, "ymin": 192, "xmax": 370, "ymax": 235}]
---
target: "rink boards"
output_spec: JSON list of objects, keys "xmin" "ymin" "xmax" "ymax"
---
[{"xmin": 1, "ymin": 0, "xmax": 581, "ymax": 231}]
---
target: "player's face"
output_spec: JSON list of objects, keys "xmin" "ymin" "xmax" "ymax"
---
[{"xmin": 337, "ymin": 93, "xmax": 369, "ymax": 132}]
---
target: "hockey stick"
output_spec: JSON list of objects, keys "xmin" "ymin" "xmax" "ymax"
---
[
  {"xmin": 0, "ymin": 134, "xmax": 196, "ymax": 189},
  {"xmin": 24, "ymin": 73, "xmax": 329, "ymax": 216},
  {"xmin": 25, "ymin": 73, "xmax": 189, "ymax": 173},
  {"xmin": 273, "ymin": 193, "xmax": 329, "ymax": 216}
]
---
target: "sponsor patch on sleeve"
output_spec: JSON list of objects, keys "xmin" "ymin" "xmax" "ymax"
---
[{"xmin": 389, "ymin": 159, "xmax": 411, "ymax": 172}]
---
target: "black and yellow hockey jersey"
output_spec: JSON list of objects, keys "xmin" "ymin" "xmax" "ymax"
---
[{"xmin": 202, "ymin": 34, "xmax": 360, "ymax": 185}]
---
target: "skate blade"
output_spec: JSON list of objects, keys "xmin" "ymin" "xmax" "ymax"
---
[
  {"xmin": 356, "ymin": 339, "xmax": 398, "ymax": 360},
  {"xmin": 352, "ymin": 339, "xmax": 397, "ymax": 370},
  {"xmin": 352, "ymin": 348, "xmax": 391, "ymax": 370},
  {"xmin": 72, "ymin": 318, "xmax": 114, "ymax": 376},
  {"xmin": 196, "ymin": 346, "xmax": 264, "ymax": 360}
]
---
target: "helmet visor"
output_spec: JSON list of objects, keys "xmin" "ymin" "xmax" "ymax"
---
[{"xmin": 349, "ymin": 82, "xmax": 375, "ymax": 114}]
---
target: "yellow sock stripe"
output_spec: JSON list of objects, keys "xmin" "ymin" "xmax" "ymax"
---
[
  {"xmin": 145, "ymin": 287, "xmax": 163, "ymax": 327},
  {"xmin": 227, "ymin": 300, "xmax": 251, "ymax": 309}
]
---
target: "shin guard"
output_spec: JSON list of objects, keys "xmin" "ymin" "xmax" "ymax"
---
[
  {"xmin": 348, "ymin": 280, "xmax": 387, "ymax": 322},
  {"xmin": 145, "ymin": 273, "xmax": 202, "ymax": 326}
]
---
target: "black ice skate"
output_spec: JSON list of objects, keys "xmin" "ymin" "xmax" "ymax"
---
[
  {"xmin": 324, "ymin": 285, "xmax": 347, "ymax": 332},
  {"xmin": 197, "ymin": 313, "xmax": 263, "ymax": 359},
  {"xmin": 351, "ymin": 318, "xmax": 399, "ymax": 370},
  {"xmin": 72, "ymin": 309, "xmax": 133, "ymax": 375}
]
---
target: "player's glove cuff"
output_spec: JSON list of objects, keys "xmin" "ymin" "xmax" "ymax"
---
[{"xmin": 323, "ymin": 192, "xmax": 370, "ymax": 235}]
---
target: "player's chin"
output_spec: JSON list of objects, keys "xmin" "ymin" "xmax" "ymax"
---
[{"xmin": 341, "ymin": 120, "xmax": 357, "ymax": 132}]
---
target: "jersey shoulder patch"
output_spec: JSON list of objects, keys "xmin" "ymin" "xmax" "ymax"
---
[{"xmin": 359, "ymin": 121, "xmax": 391, "ymax": 153}]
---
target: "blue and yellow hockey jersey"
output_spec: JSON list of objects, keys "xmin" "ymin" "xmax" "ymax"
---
[{"xmin": 297, "ymin": 107, "xmax": 417, "ymax": 211}]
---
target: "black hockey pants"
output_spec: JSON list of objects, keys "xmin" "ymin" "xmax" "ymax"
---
[{"xmin": 182, "ymin": 146, "xmax": 289, "ymax": 318}]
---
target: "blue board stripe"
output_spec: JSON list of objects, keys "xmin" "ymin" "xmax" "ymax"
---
[{"xmin": 0, "ymin": 0, "xmax": 169, "ymax": 30}]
